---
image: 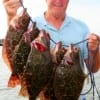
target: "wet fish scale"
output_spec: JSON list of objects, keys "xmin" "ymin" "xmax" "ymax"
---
[
  {"xmin": 53, "ymin": 45, "xmax": 86, "ymax": 100},
  {"xmin": 2, "ymin": 9, "xmax": 30, "ymax": 71},
  {"xmin": 12, "ymin": 22, "xmax": 39, "ymax": 76},
  {"xmin": 22, "ymin": 30, "xmax": 53, "ymax": 100},
  {"xmin": 18, "ymin": 12, "xmax": 30, "ymax": 29},
  {"xmin": 24, "ymin": 48, "xmax": 52, "ymax": 100},
  {"xmin": 7, "ymin": 22, "xmax": 40, "ymax": 95},
  {"xmin": 39, "ymin": 42, "xmax": 66, "ymax": 100}
]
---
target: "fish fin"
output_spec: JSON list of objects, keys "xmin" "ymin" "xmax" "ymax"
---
[
  {"xmin": 2, "ymin": 43, "xmax": 12, "ymax": 71},
  {"xmin": 39, "ymin": 91, "xmax": 47, "ymax": 100},
  {"xmin": 8, "ymin": 74, "xmax": 20, "ymax": 88},
  {"xmin": 18, "ymin": 86, "xmax": 29, "ymax": 97}
]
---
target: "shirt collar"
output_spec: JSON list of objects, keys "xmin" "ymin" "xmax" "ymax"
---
[
  {"xmin": 41, "ymin": 13, "xmax": 71, "ymax": 31},
  {"xmin": 62, "ymin": 15, "xmax": 71, "ymax": 27}
]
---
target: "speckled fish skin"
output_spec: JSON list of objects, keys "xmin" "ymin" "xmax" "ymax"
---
[
  {"xmin": 39, "ymin": 42, "xmax": 66, "ymax": 100},
  {"xmin": 12, "ymin": 22, "xmax": 40, "ymax": 76},
  {"xmin": 23, "ymin": 30, "xmax": 53, "ymax": 100},
  {"xmin": 11, "ymin": 22, "xmax": 40, "ymax": 96},
  {"xmin": 2, "ymin": 9, "xmax": 30, "ymax": 71},
  {"xmin": 53, "ymin": 44, "xmax": 86, "ymax": 100}
]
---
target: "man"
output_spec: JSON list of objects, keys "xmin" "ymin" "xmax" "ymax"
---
[
  {"xmin": 3, "ymin": 0, "xmax": 100, "ymax": 73},
  {"xmin": 2, "ymin": 0, "xmax": 100, "ymax": 99}
]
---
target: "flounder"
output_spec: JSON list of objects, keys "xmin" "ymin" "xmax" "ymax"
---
[
  {"xmin": 53, "ymin": 44, "xmax": 86, "ymax": 100},
  {"xmin": 2, "ymin": 9, "xmax": 30, "ymax": 87},
  {"xmin": 39, "ymin": 42, "xmax": 66, "ymax": 100},
  {"xmin": 22, "ymin": 30, "xmax": 53, "ymax": 100},
  {"xmin": 2, "ymin": 8, "xmax": 30, "ymax": 72},
  {"xmin": 8, "ymin": 22, "xmax": 40, "ymax": 90}
]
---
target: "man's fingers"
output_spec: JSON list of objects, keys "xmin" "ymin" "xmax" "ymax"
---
[
  {"xmin": 3, "ymin": 0, "xmax": 20, "ymax": 7},
  {"xmin": 3, "ymin": 0, "xmax": 9, "ymax": 3},
  {"xmin": 87, "ymin": 33, "xmax": 100, "ymax": 50}
]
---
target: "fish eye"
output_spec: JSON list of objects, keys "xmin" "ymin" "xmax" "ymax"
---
[{"xmin": 74, "ymin": 47, "xmax": 78, "ymax": 52}]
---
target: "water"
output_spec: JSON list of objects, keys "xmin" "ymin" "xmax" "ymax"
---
[
  {"xmin": 0, "ymin": 47, "xmax": 28, "ymax": 100},
  {"xmin": 0, "ymin": 47, "xmax": 100, "ymax": 100}
]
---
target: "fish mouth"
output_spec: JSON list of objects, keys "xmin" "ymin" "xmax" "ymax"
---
[
  {"xmin": 31, "ymin": 41, "xmax": 46, "ymax": 52},
  {"xmin": 63, "ymin": 56, "xmax": 74, "ymax": 65},
  {"xmin": 66, "ymin": 60, "xmax": 74, "ymax": 65}
]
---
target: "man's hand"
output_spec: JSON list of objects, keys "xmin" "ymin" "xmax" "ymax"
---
[
  {"xmin": 87, "ymin": 33, "xmax": 100, "ymax": 51},
  {"xmin": 3, "ymin": 0, "xmax": 22, "ymax": 25},
  {"xmin": 86, "ymin": 33, "xmax": 100, "ymax": 73}
]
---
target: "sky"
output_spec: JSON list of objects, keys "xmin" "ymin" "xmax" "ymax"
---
[{"xmin": 0, "ymin": 0, "xmax": 100, "ymax": 39}]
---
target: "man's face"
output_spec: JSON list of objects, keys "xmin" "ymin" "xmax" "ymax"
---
[{"xmin": 46, "ymin": 0, "xmax": 69, "ymax": 15}]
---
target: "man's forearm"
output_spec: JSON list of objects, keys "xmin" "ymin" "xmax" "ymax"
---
[
  {"xmin": 7, "ymin": 16, "xmax": 13, "ymax": 26},
  {"xmin": 85, "ymin": 49, "xmax": 100, "ymax": 73}
]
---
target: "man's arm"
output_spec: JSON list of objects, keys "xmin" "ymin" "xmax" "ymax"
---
[
  {"xmin": 85, "ymin": 49, "xmax": 100, "ymax": 73},
  {"xmin": 85, "ymin": 33, "xmax": 100, "ymax": 73}
]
